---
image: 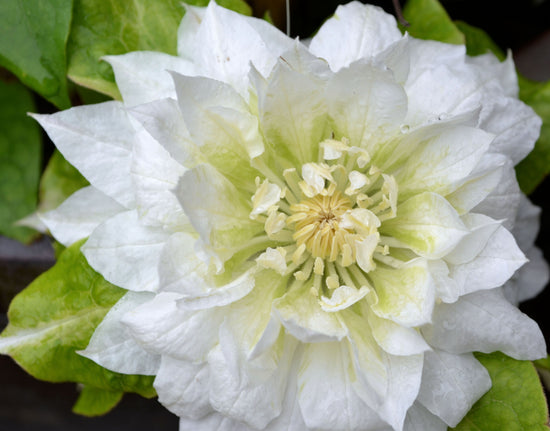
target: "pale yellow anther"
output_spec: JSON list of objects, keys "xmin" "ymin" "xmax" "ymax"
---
[
  {"xmin": 265, "ymin": 209, "xmax": 287, "ymax": 237},
  {"xmin": 292, "ymin": 243, "xmax": 307, "ymax": 264},
  {"xmin": 314, "ymin": 257, "xmax": 325, "ymax": 275},
  {"xmin": 326, "ymin": 275, "xmax": 339, "ymax": 290},
  {"xmin": 341, "ymin": 243, "xmax": 353, "ymax": 267}
]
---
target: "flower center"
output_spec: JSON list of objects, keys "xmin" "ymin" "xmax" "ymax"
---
[{"xmin": 289, "ymin": 190, "xmax": 352, "ymax": 260}]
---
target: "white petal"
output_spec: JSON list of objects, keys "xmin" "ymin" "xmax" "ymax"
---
[
  {"xmin": 448, "ymin": 224, "xmax": 527, "ymax": 296},
  {"xmin": 131, "ymin": 124, "xmax": 187, "ymax": 229},
  {"xmin": 208, "ymin": 335, "xmax": 296, "ymax": 429},
  {"xmin": 381, "ymin": 192, "xmax": 468, "ymax": 259},
  {"xmin": 395, "ymin": 125, "xmax": 493, "ymax": 199},
  {"xmin": 367, "ymin": 312, "xmax": 431, "ymax": 356},
  {"xmin": 369, "ymin": 258, "xmax": 436, "ymax": 327},
  {"xmin": 309, "ymin": 2, "xmax": 402, "ymax": 72},
  {"xmin": 129, "ymin": 98, "xmax": 199, "ymax": 169},
  {"xmin": 188, "ymin": 1, "xmax": 290, "ymax": 96},
  {"xmin": 39, "ymin": 186, "xmax": 123, "ymax": 247},
  {"xmin": 154, "ymin": 356, "xmax": 212, "ymax": 419},
  {"xmin": 104, "ymin": 52, "xmax": 196, "ymax": 106},
  {"xmin": 177, "ymin": 4, "xmax": 206, "ymax": 59},
  {"xmin": 256, "ymin": 248, "xmax": 287, "ymax": 275},
  {"xmin": 446, "ymin": 152, "xmax": 506, "ymax": 215},
  {"xmin": 480, "ymin": 96, "xmax": 541, "ymax": 164},
  {"xmin": 298, "ymin": 342, "xmax": 387, "ymax": 430},
  {"xmin": 319, "ymin": 285, "xmax": 369, "ymax": 312},
  {"xmin": 122, "ymin": 292, "xmax": 222, "ymax": 362},
  {"xmin": 417, "ymin": 351, "xmax": 491, "ymax": 427},
  {"xmin": 82, "ymin": 210, "xmax": 170, "ymax": 292},
  {"xmin": 422, "ymin": 288, "xmax": 546, "ymax": 360},
  {"xmin": 472, "ymin": 158, "xmax": 520, "ymax": 230},
  {"xmin": 175, "ymin": 164, "xmax": 263, "ymax": 267},
  {"xmin": 504, "ymin": 247, "xmax": 549, "ymax": 304},
  {"xmin": 32, "ymin": 102, "xmax": 136, "ymax": 207},
  {"xmin": 256, "ymin": 58, "xmax": 328, "ymax": 166},
  {"xmin": 326, "ymin": 62, "xmax": 407, "ymax": 152},
  {"xmin": 273, "ymin": 283, "xmax": 347, "ymax": 342},
  {"xmin": 78, "ymin": 292, "xmax": 160, "ymax": 375},
  {"xmin": 176, "ymin": 269, "xmax": 255, "ymax": 310},
  {"xmin": 403, "ymin": 402, "xmax": 447, "ymax": 431},
  {"xmin": 179, "ymin": 413, "xmax": 253, "ymax": 431}
]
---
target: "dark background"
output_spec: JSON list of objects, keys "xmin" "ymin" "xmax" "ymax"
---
[{"xmin": 1, "ymin": 0, "xmax": 549, "ymax": 429}]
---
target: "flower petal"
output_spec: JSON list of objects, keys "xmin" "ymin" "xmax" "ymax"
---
[
  {"xmin": 298, "ymin": 342, "xmax": 388, "ymax": 430},
  {"xmin": 104, "ymin": 52, "xmax": 196, "ymax": 106},
  {"xmin": 31, "ymin": 102, "xmax": 136, "ymax": 207},
  {"xmin": 368, "ymin": 258, "xmax": 435, "ymax": 327},
  {"xmin": 422, "ymin": 288, "xmax": 546, "ymax": 360},
  {"xmin": 39, "ymin": 186, "xmax": 123, "ymax": 247},
  {"xmin": 326, "ymin": 61, "xmax": 407, "ymax": 151},
  {"xmin": 179, "ymin": 413, "xmax": 253, "ymax": 431},
  {"xmin": 417, "ymin": 350, "xmax": 491, "ymax": 427},
  {"xmin": 448, "ymin": 224, "xmax": 527, "ymax": 296},
  {"xmin": 175, "ymin": 164, "xmax": 263, "ymax": 268},
  {"xmin": 154, "ymin": 356, "xmax": 212, "ymax": 419},
  {"xmin": 255, "ymin": 57, "xmax": 328, "ymax": 167},
  {"xmin": 273, "ymin": 283, "xmax": 347, "ymax": 342},
  {"xmin": 381, "ymin": 192, "xmax": 468, "ymax": 259},
  {"xmin": 122, "ymin": 292, "xmax": 222, "ymax": 362},
  {"xmin": 403, "ymin": 402, "xmax": 447, "ymax": 431},
  {"xmin": 82, "ymin": 210, "xmax": 171, "ymax": 292},
  {"xmin": 309, "ymin": 2, "xmax": 402, "ymax": 72},
  {"xmin": 78, "ymin": 291, "xmax": 160, "ymax": 375}
]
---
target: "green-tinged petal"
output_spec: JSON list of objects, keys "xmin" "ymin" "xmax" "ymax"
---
[
  {"xmin": 368, "ymin": 258, "xmax": 435, "ymax": 327},
  {"xmin": 454, "ymin": 352, "xmax": 549, "ymax": 431},
  {"xmin": 0, "ymin": 80, "xmax": 41, "ymax": 242},
  {"xmin": 297, "ymin": 342, "xmax": 387, "ymax": 430},
  {"xmin": 0, "ymin": 241, "xmax": 155, "ymax": 397},
  {"xmin": 422, "ymin": 288, "xmax": 546, "ymax": 361},
  {"xmin": 367, "ymin": 312, "xmax": 430, "ymax": 356},
  {"xmin": 104, "ymin": 52, "xmax": 196, "ymax": 106},
  {"xmin": 72, "ymin": 386, "xmax": 124, "ymax": 417},
  {"xmin": 31, "ymin": 102, "xmax": 137, "ymax": 208},
  {"xmin": 326, "ymin": 61, "xmax": 407, "ymax": 152},
  {"xmin": 309, "ymin": 2, "xmax": 402, "ymax": 72},
  {"xmin": 256, "ymin": 57, "xmax": 328, "ymax": 167},
  {"xmin": 172, "ymin": 73, "xmax": 263, "ymax": 188},
  {"xmin": 175, "ymin": 164, "xmax": 264, "ymax": 268},
  {"xmin": 78, "ymin": 292, "xmax": 160, "ymax": 375},
  {"xmin": 67, "ymin": 0, "xmax": 185, "ymax": 99},
  {"xmin": 417, "ymin": 351, "xmax": 491, "ymax": 427},
  {"xmin": 394, "ymin": 125, "xmax": 493, "ymax": 200},
  {"xmin": 273, "ymin": 283, "xmax": 347, "ymax": 342},
  {"xmin": 39, "ymin": 186, "xmax": 124, "ymax": 247},
  {"xmin": 381, "ymin": 192, "xmax": 468, "ymax": 259},
  {"xmin": 82, "ymin": 210, "xmax": 171, "ymax": 292},
  {"xmin": 0, "ymin": 0, "xmax": 72, "ymax": 108}
]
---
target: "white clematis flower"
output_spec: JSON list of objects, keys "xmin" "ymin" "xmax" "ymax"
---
[{"xmin": 34, "ymin": 2, "xmax": 547, "ymax": 430}]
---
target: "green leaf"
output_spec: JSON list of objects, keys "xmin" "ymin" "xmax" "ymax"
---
[
  {"xmin": 0, "ymin": 78, "xmax": 41, "ymax": 242},
  {"xmin": 0, "ymin": 0, "xmax": 72, "ymax": 109},
  {"xmin": 402, "ymin": 0, "xmax": 465, "ymax": 45},
  {"xmin": 66, "ymin": 0, "xmax": 186, "ymax": 98},
  {"xmin": 186, "ymin": 0, "xmax": 252, "ymax": 16},
  {"xmin": 66, "ymin": 0, "xmax": 251, "ymax": 98},
  {"xmin": 72, "ymin": 385, "xmax": 124, "ymax": 417},
  {"xmin": 453, "ymin": 352, "xmax": 549, "ymax": 431},
  {"xmin": 515, "ymin": 77, "xmax": 550, "ymax": 194},
  {"xmin": 0, "ymin": 240, "xmax": 155, "ymax": 399},
  {"xmin": 38, "ymin": 150, "xmax": 89, "ymax": 213},
  {"xmin": 454, "ymin": 21, "xmax": 505, "ymax": 60}
]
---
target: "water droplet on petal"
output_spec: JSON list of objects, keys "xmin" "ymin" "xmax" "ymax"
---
[{"xmin": 400, "ymin": 124, "xmax": 410, "ymax": 133}]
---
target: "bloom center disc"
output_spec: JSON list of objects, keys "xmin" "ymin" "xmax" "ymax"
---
[{"xmin": 289, "ymin": 191, "xmax": 352, "ymax": 260}]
